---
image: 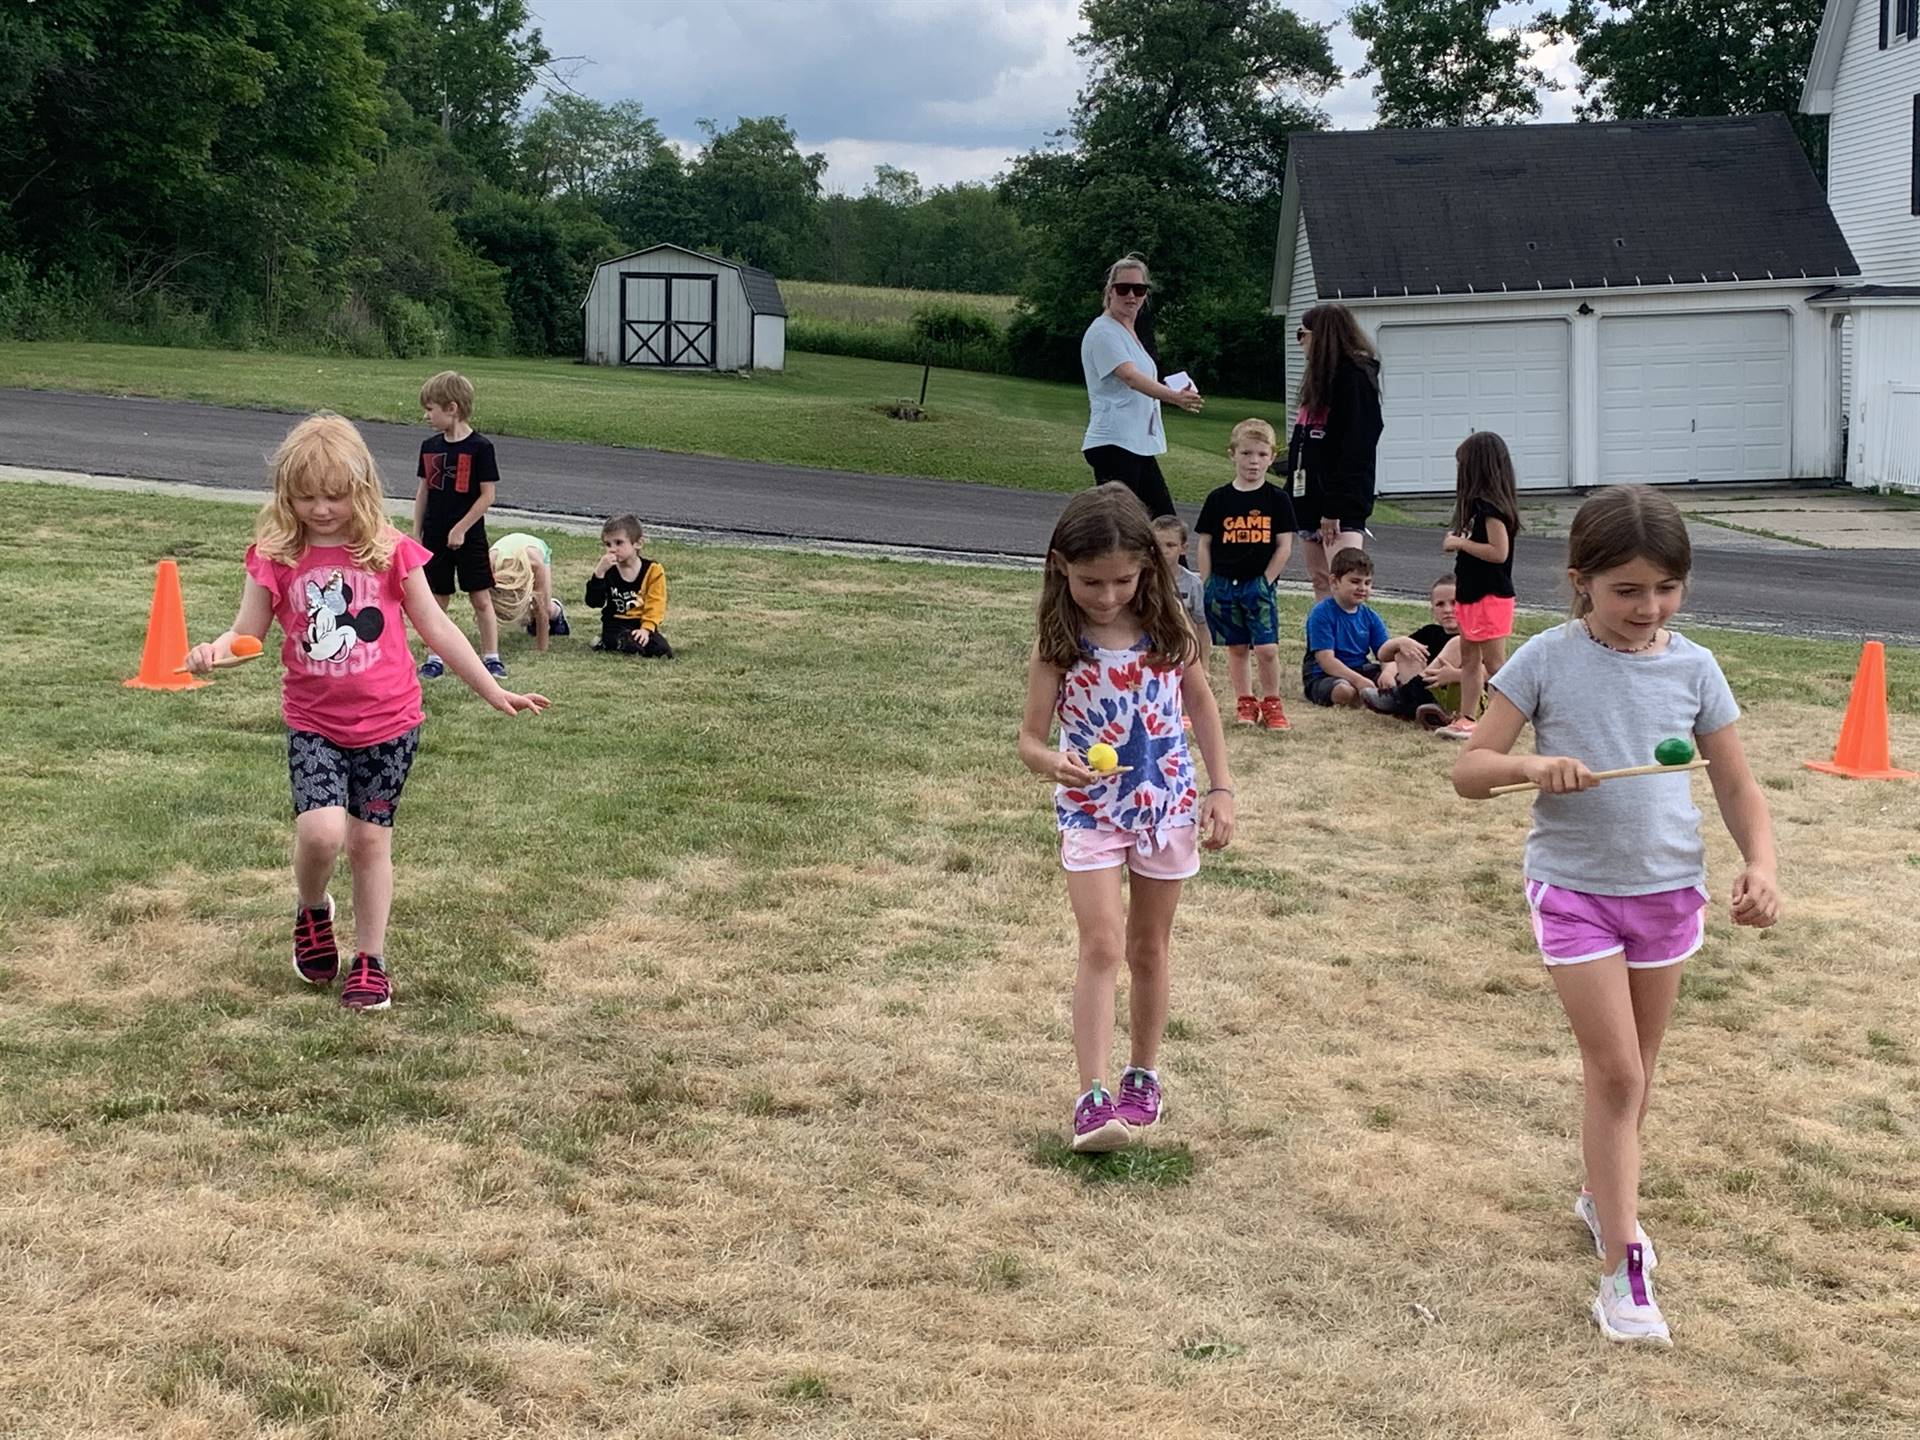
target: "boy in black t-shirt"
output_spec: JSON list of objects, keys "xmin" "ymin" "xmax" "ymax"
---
[
  {"xmin": 1195, "ymin": 419, "xmax": 1297, "ymax": 731},
  {"xmin": 414, "ymin": 370, "xmax": 504, "ymax": 679},
  {"xmin": 1362, "ymin": 574, "xmax": 1466, "ymax": 730}
]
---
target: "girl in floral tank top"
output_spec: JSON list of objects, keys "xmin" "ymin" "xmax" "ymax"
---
[{"xmin": 1019, "ymin": 485, "xmax": 1236, "ymax": 1156}]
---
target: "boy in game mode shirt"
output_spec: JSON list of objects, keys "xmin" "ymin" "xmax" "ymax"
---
[{"xmin": 1195, "ymin": 419, "xmax": 1297, "ymax": 732}]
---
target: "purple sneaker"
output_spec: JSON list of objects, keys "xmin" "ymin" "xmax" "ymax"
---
[
  {"xmin": 1072, "ymin": 1082, "xmax": 1129, "ymax": 1153},
  {"xmin": 1116, "ymin": 1067, "xmax": 1163, "ymax": 1133}
]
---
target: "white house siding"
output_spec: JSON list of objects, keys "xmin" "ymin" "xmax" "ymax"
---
[
  {"xmin": 1827, "ymin": 7, "xmax": 1920, "ymax": 283},
  {"xmin": 1288, "ymin": 219, "xmax": 1317, "ymax": 320},
  {"xmin": 752, "ymin": 313, "xmax": 786, "ymax": 372},
  {"xmin": 1846, "ymin": 302, "xmax": 1920, "ymax": 488},
  {"xmin": 1339, "ymin": 287, "xmax": 1837, "ymax": 492},
  {"xmin": 581, "ymin": 247, "xmax": 757, "ymax": 369}
]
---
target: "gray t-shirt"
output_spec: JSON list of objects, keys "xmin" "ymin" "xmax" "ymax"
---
[
  {"xmin": 1080, "ymin": 315, "xmax": 1164, "ymax": 457},
  {"xmin": 1491, "ymin": 622, "xmax": 1740, "ymax": 896},
  {"xmin": 1173, "ymin": 565, "xmax": 1205, "ymax": 630}
]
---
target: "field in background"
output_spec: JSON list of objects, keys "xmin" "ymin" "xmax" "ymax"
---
[
  {"xmin": 1, "ymin": 482, "xmax": 1916, "ymax": 1438},
  {"xmin": 780, "ymin": 280, "xmax": 1017, "ymax": 328},
  {"xmin": 0, "ymin": 341, "xmax": 1350, "ymax": 510}
]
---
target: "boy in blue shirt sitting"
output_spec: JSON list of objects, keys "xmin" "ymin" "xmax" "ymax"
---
[{"xmin": 1302, "ymin": 547, "xmax": 1426, "ymax": 707}]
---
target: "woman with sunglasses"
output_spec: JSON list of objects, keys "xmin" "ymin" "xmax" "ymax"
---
[
  {"xmin": 1080, "ymin": 255, "xmax": 1204, "ymax": 519},
  {"xmin": 1283, "ymin": 303, "xmax": 1383, "ymax": 601}
]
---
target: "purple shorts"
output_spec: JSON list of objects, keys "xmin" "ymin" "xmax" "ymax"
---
[
  {"xmin": 1523, "ymin": 880, "xmax": 1709, "ymax": 968},
  {"xmin": 1061, "ymin": 824, "xmax": 1200, "ymax": 880}
]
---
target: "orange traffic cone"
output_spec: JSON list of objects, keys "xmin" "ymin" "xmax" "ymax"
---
[
  {"xmin": 1804, "ymin": 641, "xmax": 1914, "ymax": 780},
  {"xmin": 125, "ymin": 558, "xmax": 207, "ymax": 691}
]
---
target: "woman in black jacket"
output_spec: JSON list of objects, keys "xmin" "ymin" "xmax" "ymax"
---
[{"xmin": 1281, "ymin": 303, "xmax": 1383, "ymax": 601}]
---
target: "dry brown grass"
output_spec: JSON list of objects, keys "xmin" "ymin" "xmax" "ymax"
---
[{"xmin": 2, "ymin": 485, "xmax": 1917, "ymax": 1437}]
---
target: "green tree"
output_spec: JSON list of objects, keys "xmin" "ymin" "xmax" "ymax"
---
[
  {"xmin": 1348, "ymin": 0, "xmax": 1552, "ymax": 127},
  {"xmin": 456, "ymin": 187, "xmax": 617, "ymax": 354},
  {"xmin": 1004, "ymin": 0, "xmax": 1338, "ymax": 395},
  {"xmin": 369, "ymin": 0, "xmax": 549, "ymax": 184},
  {"xmin": 518, "ymin": 95, "xmax": 672, "ymax": 207},
  {"xmin": 688, "ymin": 116, "xmax": 827, "ymax": 273},
  {"xmin": 1538, "ymin": 0, "xmax": 1827, "ymax": 174}
]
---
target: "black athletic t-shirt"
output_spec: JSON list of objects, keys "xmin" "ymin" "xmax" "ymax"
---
[
  {"xmin": 1195, "ymin": 481, "xmax": 1298, "ymax": 581},
  {"xmin": 417, "ymin": 432, "xmax": 501, "ymax": 536},
  {"xmin": 1407, "ymin": 622, "xmax": 1452, "ymax": 663},
  {"xmin": 1453, "ymin": 500, "xmax": 1516, "ymax": 603}
]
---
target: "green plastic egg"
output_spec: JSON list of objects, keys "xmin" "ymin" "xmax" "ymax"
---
[{"xmin": 1654, "ymin": 737, "xmax": 1695, "ymax": 767}]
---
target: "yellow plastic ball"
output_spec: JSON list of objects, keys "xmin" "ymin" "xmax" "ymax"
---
[{"xmin": 1086, "ymin": 743, "xmax": 1119, "ymax": 774}]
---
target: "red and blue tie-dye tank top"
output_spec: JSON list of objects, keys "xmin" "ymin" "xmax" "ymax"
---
[{"xmin": 1054, "ymin": 639, "xmax": 1198, "ymax": 839}]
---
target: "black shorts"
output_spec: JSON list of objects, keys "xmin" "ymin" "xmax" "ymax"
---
[
  {"xmin": 288, "ymin": 726, "xmax": 421, "ymax": 826},
  {"xmin": 423, "ymin": 524, "xmax": 494, "ymax": 595},
  {"xmin": 595, "ymin": 625, "xmax": 674, "ymax": 659},
  {"xmin": 1082, "ymin": 446, "xmax": 1176, "ymax": 520},
  {"xmin": 1302, "ymin": 658, "xmax": 1381, "ymax": 707}
]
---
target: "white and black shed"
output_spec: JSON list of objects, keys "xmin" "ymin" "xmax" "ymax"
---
[{"xmin": 581, "ymin": 243, "xmax": 787, "ymax": 371}]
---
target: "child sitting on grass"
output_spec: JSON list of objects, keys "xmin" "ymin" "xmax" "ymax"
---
[
  {"xmin": 1301, "ymin": 547, "xmax": 1426, "ymax": 708},
  {"xmin": 587, "ymin": 513, "xmax": 673, "ymax": 658},
  {"xmin": 1363, "ymin": 574, "xmax": 1465, "ymax": 730}
]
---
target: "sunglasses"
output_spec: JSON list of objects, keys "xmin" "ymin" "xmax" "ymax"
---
[
  {"xmin": 1110, "ymin": 282, "xmax": 1151, "ymax": 297},
  {"xmin": 1295, "ymin": 328, "xmax": 1310, "ymax": 342}
]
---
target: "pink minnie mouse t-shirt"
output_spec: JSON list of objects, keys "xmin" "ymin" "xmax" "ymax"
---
[{"xmin": 245, "ymin": 531, "xmax": 433, "ymax": 748}]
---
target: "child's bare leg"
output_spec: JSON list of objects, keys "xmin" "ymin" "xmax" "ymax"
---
[
  {"xmin": 1066, "ymin": 867, "xmax": 1127, "ymax": 1092},
  {"xmin": 1253, "ymin": 643, "xmax": 1280, "ymax": 699},
  {"xmin": 345, "ymin": 818, "xmax": 395, "ymax": 956},
  {"xmin": 470, "ymin": 589, "xmax": 499, "ymax": 655},
  {"xmin": 1123, "ymin": 873, "xmax": 1181, "ymax": 1071},
  {"xmin": 293, "ymin": 807, "xmax": 347, "ymax": 908},
  {"xmin": 1330, "ymin": 679, "xmax": 1360, "ymax": 707},
  {"xmin": 1627, "ymin": 961, "xmax": 1684, "ymax": 1135},
  {"xmin": 1459, "ymin": 640, "xmax": 1487, "ymax": 720},
  {"xmin": 1226, "ymin": 645, "xmax": 1252, "ymax": 698},
  {"xmin": 1303, "ymin": 539, "xmax": 1332, "ymax": 602}
]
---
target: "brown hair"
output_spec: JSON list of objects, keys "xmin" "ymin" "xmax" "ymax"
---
[
  {"xmin": 1330, "ymin": 546, "xmax": 1374, "ymax": 580},
  {"xmin": 1229, "ymin": 417, "xmax": 1277, "ymax": 452},
  {"xmin": 1150, "ymin": 514, "xmax": 1188, "ymax": 544},
  {"xmin": 1451, "ymin": 431, "xmax": 1522, "ymax": 536},
  {"xmin": 1566, "ymin": 485, "xmax": 1692, "ymax": 618},
  {"xmin": 602, "ymin": 513, "xmax": 644, "ymax": 544},
  {"xmin": 1431, "ymin": 574, "xmax": 1457, "ymax": 594},
  {"xmin": 254, "ymin": 413, "xmax": 396, "ymax": 570},
  {"xmin": 1037, "ymin": 484, "xmax": 1196, "ymax": 670},
  {"xmin": 1297, "ymin": 303, "xmax": 1378, "ymax": 413},
  {"xmin": 419, "ymin": 370, "xmax": 475, "ymax": 420}
]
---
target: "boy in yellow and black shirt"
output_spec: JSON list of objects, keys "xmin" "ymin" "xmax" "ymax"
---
[{"xmin": 585, "ymin": 513, "xmax": 673, "ymax": 658}]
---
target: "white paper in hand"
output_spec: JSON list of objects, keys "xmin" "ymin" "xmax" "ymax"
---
[{"xmin": 1164, "ymin": 370, "xmax": 1193, "ymax": 393}]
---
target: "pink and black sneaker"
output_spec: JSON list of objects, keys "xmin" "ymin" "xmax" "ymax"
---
[
  {"xmin": 293, "ymin": 895, "xmax": 339, "ymax": 986},
  {"xmin": 1071, "ymin": 1082, "xmax": 1129, "ymax": 1153},
  {"xmin": 1115, "ymin": 1067, "xmax": 1163, "ymax": 1133},
  {"xmin": 339, "ymin": 953, "xmax": 391, "ymax": 1012}
]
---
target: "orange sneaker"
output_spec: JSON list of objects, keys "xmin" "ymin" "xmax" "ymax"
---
[
  {"xmin": 1259, "ymin": 696, "xmax": 1290, "ymax": 731},
  {"xmin": 1234, "ymin": 695, "xmax": 1258, "ymax": 726}
]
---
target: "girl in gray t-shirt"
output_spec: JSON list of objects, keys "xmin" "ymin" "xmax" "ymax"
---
[{"xmin": 1452, "ymin": 485, "xmax": 1780, "ymax": 1351}]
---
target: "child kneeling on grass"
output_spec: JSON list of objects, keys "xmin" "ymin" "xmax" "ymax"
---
[
  {"xmin": 1454, "ymin": 483, "xmax": 1778, "ymax": 1349},
  {"xmin": 489, "ymin": 531, "xmax": 568, "ymax": 650},
  {"xmin": 186, "ymin": 414, "xmax": 548, "ymax": 1012},
  {"xmin": 1018, "ymin": 485, "xmax": 1234, "ymax": 1154},
  {"xmin": 587, "ymin": 513, "xmax": 673, "ymax": 658},
  {"xmin": 1301, "ymin": 547, "xmax": 1426, "ymax": 708}
]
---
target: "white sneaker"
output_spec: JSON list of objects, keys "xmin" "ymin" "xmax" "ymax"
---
[
  {"xmin": 1436, "ymin": 716, "xmax": 1476, "ymax": 740},
  {"xmin": 1592, "ymin": 1243, "xmax": 1671, "ymax": 1347},
  {"xmin": 1574, "ymin": 1190, "xmax": 1657, "ymax": 1269}
]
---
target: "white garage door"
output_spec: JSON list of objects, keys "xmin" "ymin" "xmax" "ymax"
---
[
  {"xmin": 1376, "ymin": 320, "xmax": 1570, "ymax": 492},
  {"xmin": 1599, "ymin": 312, "xmax": 1790, "ymax": 485}
]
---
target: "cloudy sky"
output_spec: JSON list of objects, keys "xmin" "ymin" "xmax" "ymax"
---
[{"xmin": 528, "ymin": 0, "xmax": 1581, "ymax": 192}]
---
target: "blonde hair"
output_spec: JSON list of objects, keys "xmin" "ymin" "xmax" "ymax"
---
[
  {"xmin": 419, "ymin": 369, "xmax": 475, "ymax": 419},
  {"xmin": 1229, "ymin": 418, "xmax": 1277, "ymax": 452},
  {"xmin": 1103, "ymin": 253, "xmax": 1151, "ymax": 292},
  {"xmin": 254, "ymin": 413, "xmax": 396, "ymax": 570},
  {"xmin": 490, "ymin": 548, "xmax": 536, "ymax": 626},
  {"xmin": 1150, "ymin": 514, "xmax": 1188, "ymax": 544}
]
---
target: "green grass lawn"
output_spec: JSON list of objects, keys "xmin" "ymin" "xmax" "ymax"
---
[
  {"xmin": 3, "ymin": 482, "xmax": 1916, "ymax": 1437},
  {"xmin": 0, "ymin": 340, "xmax": 1406, "ymax": 514}
]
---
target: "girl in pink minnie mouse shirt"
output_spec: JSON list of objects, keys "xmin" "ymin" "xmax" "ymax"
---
[
  {"xmin": 1018, "ymin": 484, "xmax": 1234, "ymax": 1155},
  {"xmin": 187, "ymin": 413, "xmax": 547, "ymax": 1012}
]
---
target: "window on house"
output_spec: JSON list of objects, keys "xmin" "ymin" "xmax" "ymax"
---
[
  {"xmin": 1901, "ymin": 0, "xmax": 1920, "ymax": 42},
  {"xmin": 1884, "ymin": 0, "xmax": 1892, "ymax": 49}
]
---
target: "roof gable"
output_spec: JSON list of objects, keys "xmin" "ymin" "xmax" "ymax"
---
[
  {"xmin": 1283, "ymin": 114, "xmax": 1857, "ymax": 301},
  {"xmin": 1800, "ymin": 0, "xmax": 1856, "ymax": 114},
  {"xmin": 585, "ymin": 243, "xmax": 787, "ymax": 316}
]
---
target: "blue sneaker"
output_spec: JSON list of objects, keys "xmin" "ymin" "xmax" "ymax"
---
[
  {"xmin": 483, "ymin": 655, "xmax": 507, "ymax": 678},
  {"xmin": 417, "ymin": 656, "xmax": 445, "ymax": 680}
]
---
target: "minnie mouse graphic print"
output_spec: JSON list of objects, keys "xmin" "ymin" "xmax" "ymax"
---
[
  {"xmin": 1054, "ymin": 641, "xmax": 1200, "ymax": 878},
  {"xmin": 245, "ymin": 533, "xmax": 433, "ymax": 748}
]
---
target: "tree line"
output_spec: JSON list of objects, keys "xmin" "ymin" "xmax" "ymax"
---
[{"xmin": 0, "ymin": 0, "xmax": 1825, "ymax": 397}]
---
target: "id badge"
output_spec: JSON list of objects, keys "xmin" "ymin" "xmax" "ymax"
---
[{"xmin": 1291, "ymin": 469, "xmax": 1307, "ymax": 499}]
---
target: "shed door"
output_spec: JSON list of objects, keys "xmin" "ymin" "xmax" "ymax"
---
[
  {"xmin": 1599, "ymin": 312, "xmax": 1790, "ymax": 484},
  {"xmin": 1375, "ymin": 320, "xmax": 1570, "ymax": 491},
  {"xmin": 619, "ymin": 272, "xmax": 718, "ymax": 368}
]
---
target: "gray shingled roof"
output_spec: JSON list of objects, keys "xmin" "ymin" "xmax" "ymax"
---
[
  {"xmin": 738, "ymin": 264, "xmax": 787, "ymax": 317},
  {"xmin": 1286, "ymin": 113, "xmax": 1858, "ymax": 301}
]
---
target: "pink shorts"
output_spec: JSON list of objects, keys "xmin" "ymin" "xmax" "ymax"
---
[
  {"xmin": 1455, "ymin": 594, "xmax": 1515, "ymax": 642},
  {"xmin": 1061, "ymin": 824, "xmax": 1200, "ymax": 880},
  {"xmin": 1524, "ymin": 880, "xmax": 1709, "ymax": 968}
]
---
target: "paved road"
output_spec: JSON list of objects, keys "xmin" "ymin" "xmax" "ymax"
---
[{"xmin": 5, "ymin": 387, "xmax": 1917, "ymax": 644}]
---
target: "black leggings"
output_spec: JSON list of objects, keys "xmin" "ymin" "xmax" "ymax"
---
[{"xmin": 1083, "ymin": 446, "xmax": 1176, "ymax": 520}]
